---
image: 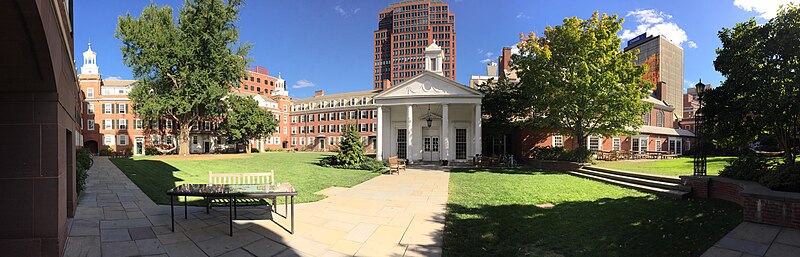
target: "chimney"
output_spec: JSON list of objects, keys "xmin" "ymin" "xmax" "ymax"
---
[
  {"xmin": 486, "ymin": 62, "xmax": 498, "ymax": 77},
  {"xmin": 383, "ymin": 79, "xmax": 392, "ymax": 90},
  {"xmin": 314, "ymin": 90, "xmax": 324, "ymax": 97},
  {"xmin": 655, "ymin": 81, "xmax": 667, "ymax": 101},
  {"xmin": 498, "ymin": 47, "xmax": 513, "ymax": 79}
]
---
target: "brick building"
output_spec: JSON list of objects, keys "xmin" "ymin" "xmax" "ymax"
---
[
  {"xmin": 78, "ymin": 45, "xmax": 292, "ymax": 154},
  {"xmin": 373, "ymin": 0, "xmax": 456, "ymax": 90},
  {"xmin": 289, "ymin": 90, "xmax": 379, "ymax": 152}
]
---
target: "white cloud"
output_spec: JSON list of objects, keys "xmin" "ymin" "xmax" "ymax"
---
[
  {"xmin": 509, "ymin": 44, "xmax": 520, "ymax": 55},
  {"xmin": 480, "ymin": 58, "xmax": 492, "ymax": 64},
  {"xmin": 105, "ymin": 76, "xmax": 123, "ymax": 80},
  {"xmin": 516, "ymin": 12, "xmax": 530, "ymax": 19},
  {"xmin": 333, "ymin": 5, "xmax": 361, "ymax": 18},
  {"xmin": 477, "ymin": 48, "xmax": 484, "ymax": 54},
  {"xmin": 621, "ymin": 9, "xmax": 692, "ymax": 48},
  {"xmin": 687, "ymin": 40, "xmax": 698, "ymax": 48},
  {"xmin": 353, "ymin": 8, "xmax": 361, "ymax": 14},
  {"xmin": 292, "ymin": 80, "xmax": 316, "ymax": 89},
  {"xmin": 734, "ymin": 0, "xmax": 794, "ymax": 19},
  {"xmin": 485, "ymin": 52, "xmax": 494, "ymax": 58}
]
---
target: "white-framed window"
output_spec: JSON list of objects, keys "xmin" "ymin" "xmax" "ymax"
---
[
  {"xmin": 588, "ymin": 136, "xmax": 601, "ymax": 151},
  {"xmin": 117, "ymin": 103, "xmax": 127, "ymax": 114},
  {"xmin": 104, "ymin": 135, "xmax": 115, "ymax": 145},
  {"xmin": 103, "ymin": 119, "xmax": 113, "ymax": 130},
  {"xmin": 151, "ymin": 121, "xmax": 159, "ymax": 130},
  {"xmin": 104, "ymin": 103, "xmax": 112, "ymax": 114},
  {"xmin": 349, "ymin": 111, "xmax": 356, "ymax": 119},
  {"xmin": 372, "ymin": 123, "xmax": 377, "ymax": 132},
  {"xmin": 299, "ymin": 137, "xmax": 305, "ymax": 145},
  {"xmin": 134, "ymin": 119, "xmax": 143, "ymax": 130},
  {"xmin": 282, "ymin": 126, "xmax": 287, "ymax": 134},
  {"xmin": 118, "ymin": 135, "xmax": 128, "ymax": 145},
  {"xmin": 319, "ymin": 125, "xmax": 326, "ymax": 133},
  {"xmin": 655, "ymin": 139, "xmax": 663, "ymax": 151},
  {"xmin": 291, "ymin": 137, "xmax": 296, "ymax": 146},
  {"xmin": 612, "ymin": 137, "xmax": 621, "ymax": 151},
  {"xmin": 291, "ymin": 116, "xmax": 297, "ymax": 123},
  {"xmin": 328, "ymin": 136, "xmax": 335, "ymax": 146},
  {"xmin": 339, "ymin": 112, "xmax": 345, "ymax": 120},
  {"xmin": 656, "ymin": 111, "xmax": 665, "ymax": 127},
  {"xmin": 360, "ymin": 110, "xmax": 368, "ymax": 119},
  {"xmin": 191, "ymin": 121, "xmax": 198, "ymax": 130},
  {"xmin": 339, "ymin": 124, "xmax": 344, "ymax": 132},
  {"xmin": 204, "ymin": 121, "xmax": 211, "ymax": 130},
  {"xmin": 320, "ymin": 113, "xmax": 326, "ymax": 121},
  {"xmin": 669, "ymin": 138, "xmax": 683, "ymax": 155},
  {"xmin": 86, "ymin": 88, "xmax": 94, "ymax": 98},
  {"xmin": 192, "ymin": 136, "xmax": 198, "ymax": 144},
  {"xmin": 87, "ymin": 119, "xmax": 95, "ymax": 130},
  {"xmin": 118, "ymin": 119, "xmax": 127, "ymax": 129},
  {"xmin": 631, "ymin": 136, "xmax": 648, "ymax": 152},
  {"xmin": 552, "ymin": 135, "xmax": 564, "ymax": 148},
  {"xmin": 150, "ymin": 135, "xmax": 161, "ymax": 145},
  {"xmin": 283, "ymin": 116, "xmax": 287, "ymax": 123},
  {"xmin": 292, "ymin": 127, "xmax": 297, "ymax": 134},
  {"xmin": 87, "ymin": 103, "xmax": 94, "ymax": 114}
]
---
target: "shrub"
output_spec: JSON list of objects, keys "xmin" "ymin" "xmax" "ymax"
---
[
  {"xmin": 531, "ymin": 146, "xmax": 594, "ymax": 162},
  {"xmin": 145, "ymin": 147, "xmax": 160, "ymax": 155},
  {"xmin": 99, "ymin": 147, "xmax": 113, "ymax": 156},
  {"xmin": 123, "ymin": 148, "xmax": 133, "ymax": 157},
  {"xmin": 318, "ymin": 123, "xmax": 385, "ymax": 172},
  {"xmin": 76, "ymin": 148, "xmax": 93, "ymax": 194},
  {"xmin": 250, "ymin": 148, "xmax": 259, "ymax": 153},
  {"xmin": 759, "ymin": 164, "xmax": 800, "ymax": 192},
  {"xmin": 719, "ymin": 155, "xmax": 771, "ymax": 181}
]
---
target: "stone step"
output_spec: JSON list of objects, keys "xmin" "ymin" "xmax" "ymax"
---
[
  {"xmin": 582, "ymin": 165, "xmax": 682, "ymax": 184},
  {"xmin": 566, "ymin": 170, "xmax": 690, "ymax": 199},
  {"xmin": 575, "ymin": 168, "xmax": 691, "ymax": 192}
]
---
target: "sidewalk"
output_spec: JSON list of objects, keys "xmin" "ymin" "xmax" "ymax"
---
[
  {"xmin": 701, "ymin": 222, "xmax": 800, "ymax": 257},
  {"xmin": 64, "ymin": 157, "xmax": 449, "ymax": 257}
]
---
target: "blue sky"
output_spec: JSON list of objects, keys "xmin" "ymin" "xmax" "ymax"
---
[{"xmin": 74, "ymin": 0, "xmax": 785, "ymax": 98}]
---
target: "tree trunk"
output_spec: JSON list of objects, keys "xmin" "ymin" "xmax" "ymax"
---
[
  {"xmin": 245, "ymin": 139, "xmax": 251, "ymax": 154},
  {"xmin": 179, "ymin": 123, "xmax": 191, "ymax": 156}
]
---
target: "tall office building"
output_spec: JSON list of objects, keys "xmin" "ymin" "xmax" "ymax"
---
[
  {"xmin": 624, "ymin": 34, "xmax": 685, "ymax": 118},
  {"xmin": 373, "ymin": 0, "xmax": 456, "ymax": 90}
]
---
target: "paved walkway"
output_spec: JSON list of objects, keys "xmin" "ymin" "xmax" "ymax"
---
[
  {"xmin": 701, "ymin": 222, "xmax": 800, "ymax": 257},
  {"xmin": 64, "ymin": 157, "xmax": 449, "ymax": 257}
]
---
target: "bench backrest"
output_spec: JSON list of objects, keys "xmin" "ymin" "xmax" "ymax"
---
[
  {"xmin": 209, "ymin": 171, "xmax": 275, "ymax": 185},
  {"xmin": 388, "ymin": 156, "xmax": 398, "ymax": 166}
]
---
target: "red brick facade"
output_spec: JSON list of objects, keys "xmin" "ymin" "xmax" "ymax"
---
[{"xmin": 289, "ymin": 90, "xmax": 379, "ymax": 151}]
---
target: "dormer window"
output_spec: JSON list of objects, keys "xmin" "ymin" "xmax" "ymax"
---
[{"xmin": 430, "ymin": 58, "xmax": 437, "ymax": 71}]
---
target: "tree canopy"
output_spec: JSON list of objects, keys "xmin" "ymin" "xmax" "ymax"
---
[
  {"xmin": 116, "ymin": 0, "xmax": 250, "ymax": 155},
  {"xmin": 219, "ymin": 95, "xmax": 277, "ymax": 154},
  {"xmin": 707, "ymin": 4, "xmax": 800, "ymax": 164},
  {"xmin": 510, "ymin": 11, "xmax": 653, "ymax": 160}
]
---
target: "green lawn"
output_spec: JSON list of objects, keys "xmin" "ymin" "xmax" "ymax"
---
[
  {"xmin": 445, "ymin": 169, "xmax": 742, "ymax": 257},
  {"xmin": 593, "ymin": 156, "xmax": 736, "ymax": 177},
  {"xmin": 110, "ymin": 152, "xmax": 379, "ymax": 205}
]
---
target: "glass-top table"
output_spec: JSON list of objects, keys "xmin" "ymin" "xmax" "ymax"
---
[{"xmin": 166, "ymin": 183, "xmax": 297, "ymax": 236}]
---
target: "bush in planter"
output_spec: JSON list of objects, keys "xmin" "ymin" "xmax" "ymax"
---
[
  {"xmin": 759, "ymin": 164, "xmax": 800, "ymax": 192},
  {"xmin": 145, "ymin": 147, "xmax": 160, "ymax": 155},
  {"xmin": 76, "ymin": 148, "xmax": 92, "ymax": 194},
  {"xmin": 719, "ymin": 155, "xmax": 772, "ymax": 181}
]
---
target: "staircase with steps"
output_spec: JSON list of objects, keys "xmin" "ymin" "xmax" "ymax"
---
[{"xmin": 568, "ymin": 165, "xmax": 691, "ymax": 199}]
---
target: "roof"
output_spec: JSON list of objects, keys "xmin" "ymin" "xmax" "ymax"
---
[
  {"xmin": 638, "ymin": 125, "xmax": 696, "ymax": 137},
  {"xmin": 642, "ymin": 96, "xmax": 674, "ymax": 111},
  {"xmin": 103, "ymin": 80, "xmax": 136, "ymax": 87},
  {"xmin": 375, "ymin": 70, "xmax": 484, "ymax": 99},
  {"xmin": 293, "ymin": 89, "xmax": 381, "ymax": 104},
  {"xmin": 231, "ymin": 90, "xmax": 276, "ymax": 103}
]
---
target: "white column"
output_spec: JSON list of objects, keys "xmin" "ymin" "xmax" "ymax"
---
[
  {"xmin": 406, "ymin": 105, "xmax": 413, "ymax": 161},
  {"xmin": 475, "ymin": 104, "xmax": 482, "ymax": 156},
  {"xmin": 376, "ymin": 106, "xmax": 383, "ymax": 160},
  {"xmin": 442, "ymin": 104, "xmax": 449, "ymax": 161}
]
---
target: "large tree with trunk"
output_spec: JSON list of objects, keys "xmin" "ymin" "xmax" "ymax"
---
[
  {"xmin": 512, "ymin": 11, "xmax": 652, "ymax": 161},
  {"xmin": 218, "ymin": 95, "xmax": 277, "ymax": 154},
  {"xmin": 707, "ymin": 4, "xmax": 800, "ymax": 165},
  {"xmin": 117, "ymin": 0, "xmax": 250, "ymax": 155}
]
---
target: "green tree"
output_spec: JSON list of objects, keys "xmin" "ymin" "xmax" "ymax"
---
[
  {"xmin": 219, "ymin": 95, "xmax": 277, "ymax": 154},
  {"xmin": 116, "ymin": 0, "xmax": 250, "ymax": 156},
  {"xmin": 512, "ymin": 11, "xmax": 652, "ymax": 161},
  {"xmin": 329, "ymin": 123, "xmax": 366, "ymax": 166},
  {"xmin": 708, "ymin": 4, "xmax": 800, "ymax": 165}
]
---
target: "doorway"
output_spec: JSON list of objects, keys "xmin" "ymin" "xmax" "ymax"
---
[
  {"xmin": 203, "ymin": 141, "xmax": 211, "ymax": 153},
  {"xmin": 422, "ymin": 128, "xmax": 440, "ymax": 161},
  {"xmin": 319, "ymin": 138, "xmax": 325, "ymax": 150},
  {"xmin": 134, "ymin": 137, "xmax": 145, "ymax": 155}
]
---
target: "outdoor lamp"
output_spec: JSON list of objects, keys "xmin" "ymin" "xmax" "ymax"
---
[
  {"xmin": 694, "ymin": 80, "xmax": 705, "ymax": 96},
  {"xmin": 426, "ymin": 105, "xmax": 433, "ymax": 128}
]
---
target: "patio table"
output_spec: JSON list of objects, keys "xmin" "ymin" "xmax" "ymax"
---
[{"xmin": 166, "ymin": 183, "xmax": 297, "ymax": 236}]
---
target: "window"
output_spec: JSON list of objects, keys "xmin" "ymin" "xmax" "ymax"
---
[
  {"xmin": 372, "ymin": 123, "xmax": 377, "ymax": 132},
  {"xmin": 291, "ymin": 138, "xmax": 296, "ymax": 146},
  {"xmin": 292, "ymin": 127, "xmax": 297, "ymax": 134},
  {"xmin": 191, "ymin": 121, "xmax": 198, "ymax": 131},
  {"xmin": 87, "ymin": 119, "xmax": 95, "ymax": 130},
  {"xmin": 456, "ymin": 129, "xmax": 467, "ymax": 159},
  {"xmin": 117, "ymin": 103, "xmax": 127, "ymax": 114},
  {"xmin": 632, "ymin": 137, "xmax": 648, "ymax": 152},
  {"xmin": 204, "ymin": 121, "xmax": 211, "ymax": 131},
  {"xmin": 86, "ymin": 88, "xmax": 94, "ymax": 98},
  {"xmin": 397, "ymin": 129, "xmax": 407, "ymax": 159},
  {"xmin": 320, "ymin": 113, "xmax": 326, "ymax": 121},
  {"xmin": 360, "ymin": 110, "xmax": 368, "ymax": 119},
  {"xmin": 339, "ymin": 112, "xmax": 345, "ymax": 120},
  {"xmin": 192, "ymin": 136, "xmax": 198, "ymax": 144},
  {"xmin": 319, "ymin": 125, "xmax": 326, "ymax": 133},
  {"xmin": 165, "ymin": 120, "xmax": 173, "ymax": 130},
  {"xmin": 151, "ymin": 121, "xmax": 159, "ymax": 130},
  {"xmin": 282, "ymin": 126, "xmax": 287, "ymax": 134},
  {"xmin": 655, "ymin": 140, "xmax": 663, "ymax": 151},
  {"xmin": 118, "ymin": 135, "xmax": 128, "ymax": 145},
  {"xmin": 150, "ymin": 135, "xmax": 161, "ymax": 145},
  {"xmin": 104, "ymin": 135, "xmax": 115, "ymax": 145},
  {"xmin": 612, "ymin": 138, "xmax": 621, "ymax": 151},
  {"xmin": 656, "ymin": 111, "xmax": 665, "ymax": 127},
  {"xmin": 588, "ymin": 136, "xmax": 601, "ymax": 151},
  {"xmin": 552, "ymin": 135, "xmax": 564, "ymax": 147},
  {"xmin": 360, "ymin": 124, "xmax": 368, "ymax": 132},
  {"xmin": 643, "ymin": 113, "xmax": 651, "ymax": 126},
  {"xmin": 299, "ymin": 137, "xmax": 305, "ymax": 145},
  {"xmin": 118, "ymin": 119, "xmax": 127, "ymax": 129},
  {"xmin": 329, "ymin": 137, "xmax": 335, "ymax": 146},
  {"xmin": 104, "ymin": 103, "xmax": 112, "ymax": 114},
  {"xmin": 669, "ymin": 138, "xmax": 683, "ymax": 155},
  {"xmin": 87, "ymin": 103, "xmax": 94, "ymax": 114},
  {"xmin": 103, "ymin": 119, "xmax": 113, "ymax": 130}
]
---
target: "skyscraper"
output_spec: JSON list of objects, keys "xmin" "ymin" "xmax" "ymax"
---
[
  {"xmin": 373, "ymin": 0, "xmax": 456, "ymax": 90},
  {"xmin": 624, "ymin": 34, "xmax": 685, "ymax": 118}
]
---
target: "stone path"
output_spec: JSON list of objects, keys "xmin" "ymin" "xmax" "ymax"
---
[
  {"xmin": 701, "ymin": 222, "xmax": 800, "ymax": 257},
  {"xmin": 64, "ymin": 157, "xmax": 449, "ymax": 257}
]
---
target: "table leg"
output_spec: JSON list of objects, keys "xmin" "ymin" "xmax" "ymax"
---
[
  {"xmin": 234, "ymin": 197, "xmax": 237, "ymax": 219},
  {"xmin": 170, "ymin": 195, "xmax": 174, "ymax": 232},
  {"xmin": 291, "ymin": 195, "xmax": 294, "ymax": 234},
  {"xmin": 229, "ymin": 196, "xmax": 233, "ymax": 237},
  {"xmin": 284, "ymin": 195, "xmax": 287, "ymax": 216},
  {"xmin": 184, "ymin": 196, "xmax": 187, "ymax": 219}
]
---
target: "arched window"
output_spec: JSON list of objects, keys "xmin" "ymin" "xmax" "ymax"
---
[
  {"xmin": 657, "ymin": 111, "xmax": 665, "ymax": 127},
  {"xmin": 643, "ymin": 113, "xmax": 651, "ymax": 126}
]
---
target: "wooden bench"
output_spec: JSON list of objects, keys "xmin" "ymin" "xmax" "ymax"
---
[
  {"xmin": 206, "ymin": 172, "xmax": 277, "ymax": 213},
  {"xmin": 387, "ymin": 156, "xmax": 406, "ymax": 175}
]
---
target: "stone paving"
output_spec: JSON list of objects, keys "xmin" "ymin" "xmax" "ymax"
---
[
  {"xmin": 701, "ymin": 222, "xmax": 800, "ymax": 257},
  {"xmin": 64, "ymin": 157, "xmax": 449, "ymax": 257}
]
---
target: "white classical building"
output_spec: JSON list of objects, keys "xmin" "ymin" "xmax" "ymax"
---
[{"xmin": 375, "ymin": 42, "xmax": 484, "ymax": 163}]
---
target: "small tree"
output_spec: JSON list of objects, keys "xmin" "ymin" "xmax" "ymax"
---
[
  {"xmin": 513, "ymin": 11, "xmax": 653, "ymax": 161},
  {"xmin": 329, "ymin": 123, "xmax": 366, "ymax": 166},
  {"xmin": 117, "ymin": 0, "xmax": 250, "ymax": 156},
  {"xmin": 219, "ymin": 95, "xmax": 277, "ymax": 154}
]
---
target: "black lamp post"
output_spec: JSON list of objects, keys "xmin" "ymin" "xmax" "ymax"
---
[{"xmin": 693, "ymin": 80, "xmax": 707, "ymax": 176}]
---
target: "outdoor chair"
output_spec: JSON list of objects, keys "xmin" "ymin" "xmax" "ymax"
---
[
  {"xmin": 206, "ymin": 171, "xmax": 277, "ymax": 213},
  {"xmin": 388, "ymin": 156, "xmax": 406, "ymax": 175}
]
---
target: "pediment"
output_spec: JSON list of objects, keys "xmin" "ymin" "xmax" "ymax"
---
[{"xmin": 375, "ymin": 71, "xmax": 483, "ymax": 99}]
